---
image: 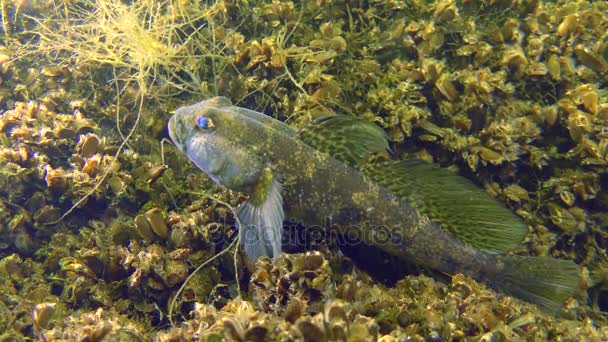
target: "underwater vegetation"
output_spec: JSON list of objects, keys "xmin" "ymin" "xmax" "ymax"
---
[{"xmin": 0, "ymin": 0, "xmax": 608, "ymax": 340}]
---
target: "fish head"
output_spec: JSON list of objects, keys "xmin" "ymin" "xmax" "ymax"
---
[{"xmin": 168, "ymin": 97, "xmax": 268, "ymax": 192}]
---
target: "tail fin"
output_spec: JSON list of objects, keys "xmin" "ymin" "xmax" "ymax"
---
[{"xmin": 492, "ymin": 255, "xmax": 581, "ymax": 312}]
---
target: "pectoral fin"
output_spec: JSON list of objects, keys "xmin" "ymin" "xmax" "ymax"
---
[
  {"xmin": 297, "ymin": 115, "xmax": 389, "ymax": 167},
  {"xmin": 237, "ymin": 168, "xmax": 284, "ymax": 260}
]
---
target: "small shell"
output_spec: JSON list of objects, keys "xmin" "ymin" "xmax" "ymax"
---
[
  {"xmin": 501, "ymin": 18, "xmax": 520, "ymax": 43},
  {"xmin": 17, "ymin": 147, "xmax": 28, "ymax": 163},
  {"xmin": 558, "ymin": 98, "xmax": 577, "ymax": 115},
  {"xmin": 292, "ymin": 251, "xmax": 325, "ymax": 271},
  {"xmin": 406, "ymin": 22, "xmax": 421, "ymax": 34},
  {"xmin": 476, "ymin": 146, "xmax": 504, "ymax": 164},
  {"xmin": 579, "ymin": 136, "xmax": 601, "ymax": 158},
  {"xmin": 307, "ymin": 50, "xmax": 338, "ymax": 64},
  {"xmin": 9, "ymin": 125, "xmax": 33, "ymax": 140},
  {"xmin": 309, "ymin": 36, "xmax": 347, "ymax": 52},
  {"xmin": 245, "ymin": 327, "xmax": 268, "ymax": 341},
  {"xmin": 108, "ymin": 176, "xmax": 125, "ymax": 195},
  {"xmin": 504, "ymin": 184, "xmax": 529, "ymax": 203},
  {"xmin": 557, "ymin": 14, "xmax": 578, "ymax": 37},
  {"xmin": 548, "ymin": 203, "xmax": 577, "ymax": 232},
  {"xmin": 223, "ymin": 318, "xmax": 245, "ymax": 341},
  {"xmin": 296, "ymin": 319, "xmax": 326, "ymax": 341},
  {"xmin": 8, "ymin": 209, "xmax": 32, "ymax": 231},
  {"xmin": 41, "ymin": 66, "xmax": 69, "ymax": 77},
  {"xmin": 147, "ymin": 165, "xmax": 167, "ymax": 185},
  {"xmin": 163, "ymin": 259, "xmax": 188, "ymax": 287},
  {"xmin": 324, "ymin": 300, "xmax": 347, "ymax": 323},
  {"xmin": 77, "ymin": 133, "xmax": 100, "ymax": 158},
  {"xmin": 44, "ymin": 166, "xmax": 69, "ymax": 193},
  {"xmin": 433, "ymin": 0, "xmax": 458, "ymax": 23},
  {"xmin": 569, "ymin": 207, "xmax": 586, "ymax": 223},
  {"xmin": 435, "ymin": 74, "xmax": 458, "ymax": 101},
  {"xmin": 547, "ymin": 54, "xmax": 561, "ymax": 80},
  {"xmin": 32, "ymin": 303, "xmax": 56, "ymax": 329},
  {"xmin": 129, "ymin": 268, "xmax": 143, "ymax": 287},
  {"xmin": 108, "ymin": 219, "xmax": 132, "ymax": 245},
  {"xmin": 246, "ymin": 55, "xmax": 267, "ymax": 70},
  {"xmin": 566, "ymin": 110, "xmax": 591, "ymax": 142},
  {"xmin": 134, "ymin": 214, "xmax": 155, "ymax": 241},
  {"xmin": 59, "ymin": 257, "xmax": 96, "ymax": 279},
  {"xmin": 527, "ymin": 62, "xmax": 548, "ymax": 76},
  {"xmin": 74, "ymin": 116, "xmax": 96, "ymax": 135},
  {"xmin": 82, "ymin": 154, "xmax": 100, "ymax": 176},
  {"xmin": 421, "ymin": 59, "xmax": 444, "ymax": 83},
  {"xmin": 452, "ymin": 114, "xmax": 472, "ymax": 132},
  {"xmin": 144, "ymin": 208, "xmax": 169, "ymax": 239},
  {"xmin": 581, "ymin": 88, "xmax": 598, "ymax": 114},
  {"xmin": 559, "ymin": 56, "xmax": 576, "ymax": 78},
  {"xmin": 574, "ymin": 45, "xmax": 608, "ymax": 74},
  {"xmin": 559, "ymin": 191, "xmax": 576, "ymax": 207},
  {"xmin": 270, "ymin": 50, "xmax": 286, "ymax": 68},
  {"xmin": 501, "ymin": 48, "xmax": 527, "ymax": 72},
  {"xmin": 33, "ymin": 206, "xmax": 61, "ymax": 224},
  {"xmin": 0, "ymin": 118, "xmax": 20, "ymax": 134},
  {"xmin": 54, "ymin": 125, "xmax": 76, "ymax": 139},
  {"xmin": 285, "ymin": 298, "xmax": 305, "ymax": 323},
  {"xmin": 13, "ymin": 231, "xmax": 35, "ymax": 255}
]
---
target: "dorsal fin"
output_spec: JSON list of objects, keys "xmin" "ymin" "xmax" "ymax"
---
[
  {"xmin": 363, "ymin": 160, "xmax": 528, "ymax": 253},
  {"xmin": 297, "ymin": 115, "xmax": 389, "ymax": 167}
]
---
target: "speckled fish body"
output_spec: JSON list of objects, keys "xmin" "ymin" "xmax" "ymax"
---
[{"xmin": 168, "ymin": 97, "xmax": 579, "ymax": 311}]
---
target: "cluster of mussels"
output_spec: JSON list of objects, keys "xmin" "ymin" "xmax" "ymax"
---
[
  {"xmin": 0, "ymin": 93, "xmax": 237, "ymax": 338},
  {"xmin": 154, "ymin": 251, "xmax": 607, "ymax": 341},
  {"xmin": 2, "ymin": 0, "xmax": 608, "ymax": 340},
  {"xmin": 0, "ymin": 99, "xmax": 104, "ymax": 253},
  {"xmin": 0, "ymin": 41, "xmax": 237, "ymax": 338}
]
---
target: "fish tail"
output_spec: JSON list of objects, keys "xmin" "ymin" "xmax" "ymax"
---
[{"xmin": 491, "ymin": 255, "xmax": 581, "ymax": 312}]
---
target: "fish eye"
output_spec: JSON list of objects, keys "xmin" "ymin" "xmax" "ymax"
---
[{"xmin": 196, "ymin": 116, "xmax": 214, "ymax": 129}]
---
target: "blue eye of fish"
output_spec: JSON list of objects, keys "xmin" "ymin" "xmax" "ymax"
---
[{"xmin": 197, "ymin": 116, "xmax": 213, "ymax": 129}]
